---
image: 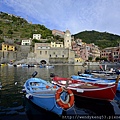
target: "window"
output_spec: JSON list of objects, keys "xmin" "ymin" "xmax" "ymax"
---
[
  {"xmin": 45, "ymin": 51, "xmax": 47, "ymax": 54},
  {"xmin": 56, "ymin": 55, "xmax": 57, "ymax": 57},
  {"xmin": 62, "ymin": 55, "xmax": 64, "ymax": 57},
  {"xmin": 50, "ymin": 54, "xmax": 51, "ymax": 57},
  {"xmin": 40, "ymin": 51, "xmax": 42, "ymax": 54}
]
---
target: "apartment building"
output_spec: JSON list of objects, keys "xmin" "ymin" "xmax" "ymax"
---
[
  {"xmin": 52, "ymin": 29, "xmax": 64, "ymax": 38},
  {"xmin": 51, "ymin": 42, "xmax": 63, "ymax": 48},
  {"xmin": 101, "ymin": 47, "xmax": 120, "ymax": 62},
  {"xmin": 21, "ymin": 39, "xmax": 32, "ymax": 45},
  {"xmin": 33, "ymin": 34, "xmax": 41, "ymax": 40},
  {"xmin": 2, "ymin": 42, "xmax": 16, "ymax": 51}
]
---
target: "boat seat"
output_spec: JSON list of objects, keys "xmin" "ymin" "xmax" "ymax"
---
[{"xmin": 31, "ymin": 86, "xmax": 46, "ymax": 89}]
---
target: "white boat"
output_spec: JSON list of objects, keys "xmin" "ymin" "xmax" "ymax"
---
[
  {"xmin": 8, "ymin": 63, "xmax": 13, "ymax": 67},
  {"xmin": 46, "ymin": 65, "xmax": 54, "ymax": 69}
]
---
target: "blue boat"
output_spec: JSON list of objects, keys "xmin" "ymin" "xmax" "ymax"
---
[
  {"xmin": 22, "ymin": 64, "xmax": 29, "ymax": 67},
  {"xmin": 71, "ymin": 74, "xmax": 120, "ymax": 91},
  {"xmin": 39, "ymin": 64, "xmax": 46, "ymax": 68},
  {"xmin": 23, "ymin": 71, "xmax": 74, "ymax": 116}
]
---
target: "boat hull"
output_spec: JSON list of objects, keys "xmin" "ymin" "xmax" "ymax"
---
[
  {"xmin": 24, "ymin": 77, "xmax": 64, "ymax": 116},
  {"xmin": 68, "ymin": 85, "xmax": 117, "ymax": 101},
  {"xmin": 26, "ymin": 93, "xmax": 62, "ymax": 115},
  {"xmin": 52, "ymin": 76, "xmax": 118, "ymax": 101}
]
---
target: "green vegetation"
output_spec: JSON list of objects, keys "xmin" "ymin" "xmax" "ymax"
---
[
  {"xmin": 73, "ymin": 30, "xmax": 120, "ymax": 49},
  {"xmin": 0, "ymin": 11, "xmax": 53, "ymax": 42}
]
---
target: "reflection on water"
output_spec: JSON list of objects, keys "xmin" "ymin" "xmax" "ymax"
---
[{"xmin": 0, "ymin": 65, "xmax": 120, "ymax": 120}]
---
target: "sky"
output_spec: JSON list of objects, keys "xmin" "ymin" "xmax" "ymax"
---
[{"xmin": 0, "ymin": 0, "xmax": 120, "ymax": 35}]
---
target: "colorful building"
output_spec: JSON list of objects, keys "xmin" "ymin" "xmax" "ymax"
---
[
  {"xmin": 2, "ymin": 42, "xmax": 16, "ymax": 51},
  {"xmin": 52, "ymin": 29, "xmax": 64, "ymax": 38},
  {"xmin": 100, "ymin": 47, "xmax": 120, "ymax": 62}
]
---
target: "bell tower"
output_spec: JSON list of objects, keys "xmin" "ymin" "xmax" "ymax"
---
[{"xmin": 64, "ymin": 30, "xmax": 71, "ymax": 49}]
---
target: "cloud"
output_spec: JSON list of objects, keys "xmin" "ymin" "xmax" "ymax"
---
[{"xmin": 0, "ymin": 0, "xmax": 120, "ymax": 35}]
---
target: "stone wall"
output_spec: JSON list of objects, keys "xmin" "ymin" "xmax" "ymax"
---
[{"xmin": 0, "ymin": 46, "xmax": 31, "ymax": 63}]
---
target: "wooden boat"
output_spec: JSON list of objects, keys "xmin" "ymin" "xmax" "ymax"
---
[
  {"xmin": 51, "ymin": 75, "xmax": 119, "ymax": 101},
  {"xmin": 71, "ymin": 74, "xmax": 120, "ymax": 91},
  {"xmin": 46, "ymin": 65, "xmax": 54, "ymax": 69},
  {"xmin": 21, "ymin": 63, "xmax": 29, "ymax": 67},
  {"xmin": 23, "ymin": 71, "xmax": 74, "ymax": 116},
  {"xmin": 1, "ymin": 63, "xmax": 7, "ymax": 67},
  {"xmin": 13, "ymin": 64, "xmax": 22, "ymax": 67},
  {"xmin": 39, "ymin": 64, "xmax": 54, "ymax": 69},
  {"xmin": 8, "ymin": 63, "xmax": 13, "ymax": 67},
  {"xmin": 39, "ymin": 64, "xmax": 46, "ymax": 68}
]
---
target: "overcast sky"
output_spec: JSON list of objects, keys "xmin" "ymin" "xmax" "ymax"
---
[{"xmin": 0, "ymin": 0, "xmax": 120, "ymax": 35}]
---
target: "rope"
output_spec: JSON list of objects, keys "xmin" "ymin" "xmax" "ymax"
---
[
  {"xmin": 111, "ymin": 75, "xmax": 120, "ymax": 102},
  {"xmin": 73, "ymin": 105, "xmax": 78, "ymax": 116},
  {"xmin": 110, "ymin": 86, "xmax": 119, "ymax": 102}
]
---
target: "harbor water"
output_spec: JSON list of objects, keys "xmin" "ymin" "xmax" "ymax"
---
[{"xmin": 0, "ymin": 65, "xmax": 120, "ymax": 120}]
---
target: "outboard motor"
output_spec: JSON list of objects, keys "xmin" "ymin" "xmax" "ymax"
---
[
  {"xmin": 50, "ymin": 73, "xmax": 55, "ymax": 77},
  {"xmin": 115, "ymin": 69, "xmax": 120, "ymax": 75},
  {"xmin": 84, "ymin": 69, "xmax": 91, "ymax": 74},
  {"xmin": 32, "ymin": 71, "xmax": 38, "ymax": 78},
  {"xmin": 78, "ymin": 71, "xmax": 82, "ymax": 76}
]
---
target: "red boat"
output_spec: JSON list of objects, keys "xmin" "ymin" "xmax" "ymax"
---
[{"xmin": 51, "ymin": 76, "xmax": 119, "ymax": 101}]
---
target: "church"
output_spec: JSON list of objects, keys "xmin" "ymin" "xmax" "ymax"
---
[{"xmin": 34, "ymin": 30, "xmax": 75, "ymax": 64}]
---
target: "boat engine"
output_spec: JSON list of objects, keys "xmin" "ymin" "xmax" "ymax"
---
[{"xmin": 32, "ymin": 71, "xmax": 38, "ymax": 78}]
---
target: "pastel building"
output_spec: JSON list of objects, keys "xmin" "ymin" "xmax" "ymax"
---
[
  {"xmin": 2, "ymin": 42, "xmax": 15, "ymax": 51},
  {"xmin": 21, "ymin": 39, "xmax": 32, "ymax": 45},
  {"xmin": 51, "ymin": 42, "xmax": 63, "ymax": 48},
  {"xmin": 52, "ymin": 29, "xmax": 64, "ymax": 38},
  {"xmin": 33, "ymin": 34, "xmax": 41, "ymax": 40},
  {"xmin": 100, "ymin": 47, "xmax": 120, "ymax": 62}
]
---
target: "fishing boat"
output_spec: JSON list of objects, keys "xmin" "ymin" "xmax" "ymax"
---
[
  {"xmin": 23, "ymin": 71, "xmax": 74, "ymax": 116},
  {"xmin": 39, "ymin": 64, "xmax": 54, "ymax": 69},
  {"xmin": 71, "ymin": 74, "xmax": 120, "ymax": 91},
  {"xmin": 8, "ymin": 63, "xmax": 13, "ymax": 67},
  {"xmin": 13, "ymin": 64, "xmax": 22, "ymax": 67},
  {"xmin": 46, "ymin": 65, "xmax": 54, "ymax": 69},
  {"xmin": 1, "ymin": 63, "xmax": 7, "ymax": 67},
  {"xmin": 21, "ymin": 63, "xmax": 29, "ymax": 67},
  {"xmin": 51, "ymin": 75, "xmax": 119, "ymax": 101}
]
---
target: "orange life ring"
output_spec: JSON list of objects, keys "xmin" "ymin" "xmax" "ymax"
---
[{"xmin": 55, "ymin": 87, "xmax": 74, "ymax": 110}]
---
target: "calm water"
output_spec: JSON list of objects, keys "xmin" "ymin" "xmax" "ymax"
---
[{"xmin": 0, "ymin": 65, "xmax": 120, "ymax": 120}]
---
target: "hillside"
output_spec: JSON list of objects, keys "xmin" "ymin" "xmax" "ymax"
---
[
  {"xmin": 73, "ymin": 30, "xmax": 120, "ymax": 49},
  {"xmin": 0, "ymin": 11, "xmax": 120, "ymax": 49},
  {"xmin": 0, "ymin": 12, "xmax": 53, "ymax": 43}
]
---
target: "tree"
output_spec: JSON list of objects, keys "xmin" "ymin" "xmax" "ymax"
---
[
  {"xmin": 95, "ymin": 57, "xmax": 100, "ymax": 61},
  {"xmin": 0, "ymin": 30, "xmax": 3, "ymax": 34},
  {"xmin": 88, "ymin": 56, "xmax": 93, "ymax": 61}
]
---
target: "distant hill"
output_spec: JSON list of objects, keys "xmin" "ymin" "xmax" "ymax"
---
[
  {"xmin": 73, "ymin": 30, "xmax": 120, "ymax": 49},
  {"xmin": 0, "ymin": 11, "xmax": 53, "ymax": 43}
]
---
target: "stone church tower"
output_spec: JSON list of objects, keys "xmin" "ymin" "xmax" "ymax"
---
[{"xmin": 64, "ymin": 30, "xmax": 71, "ymax": 49}]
